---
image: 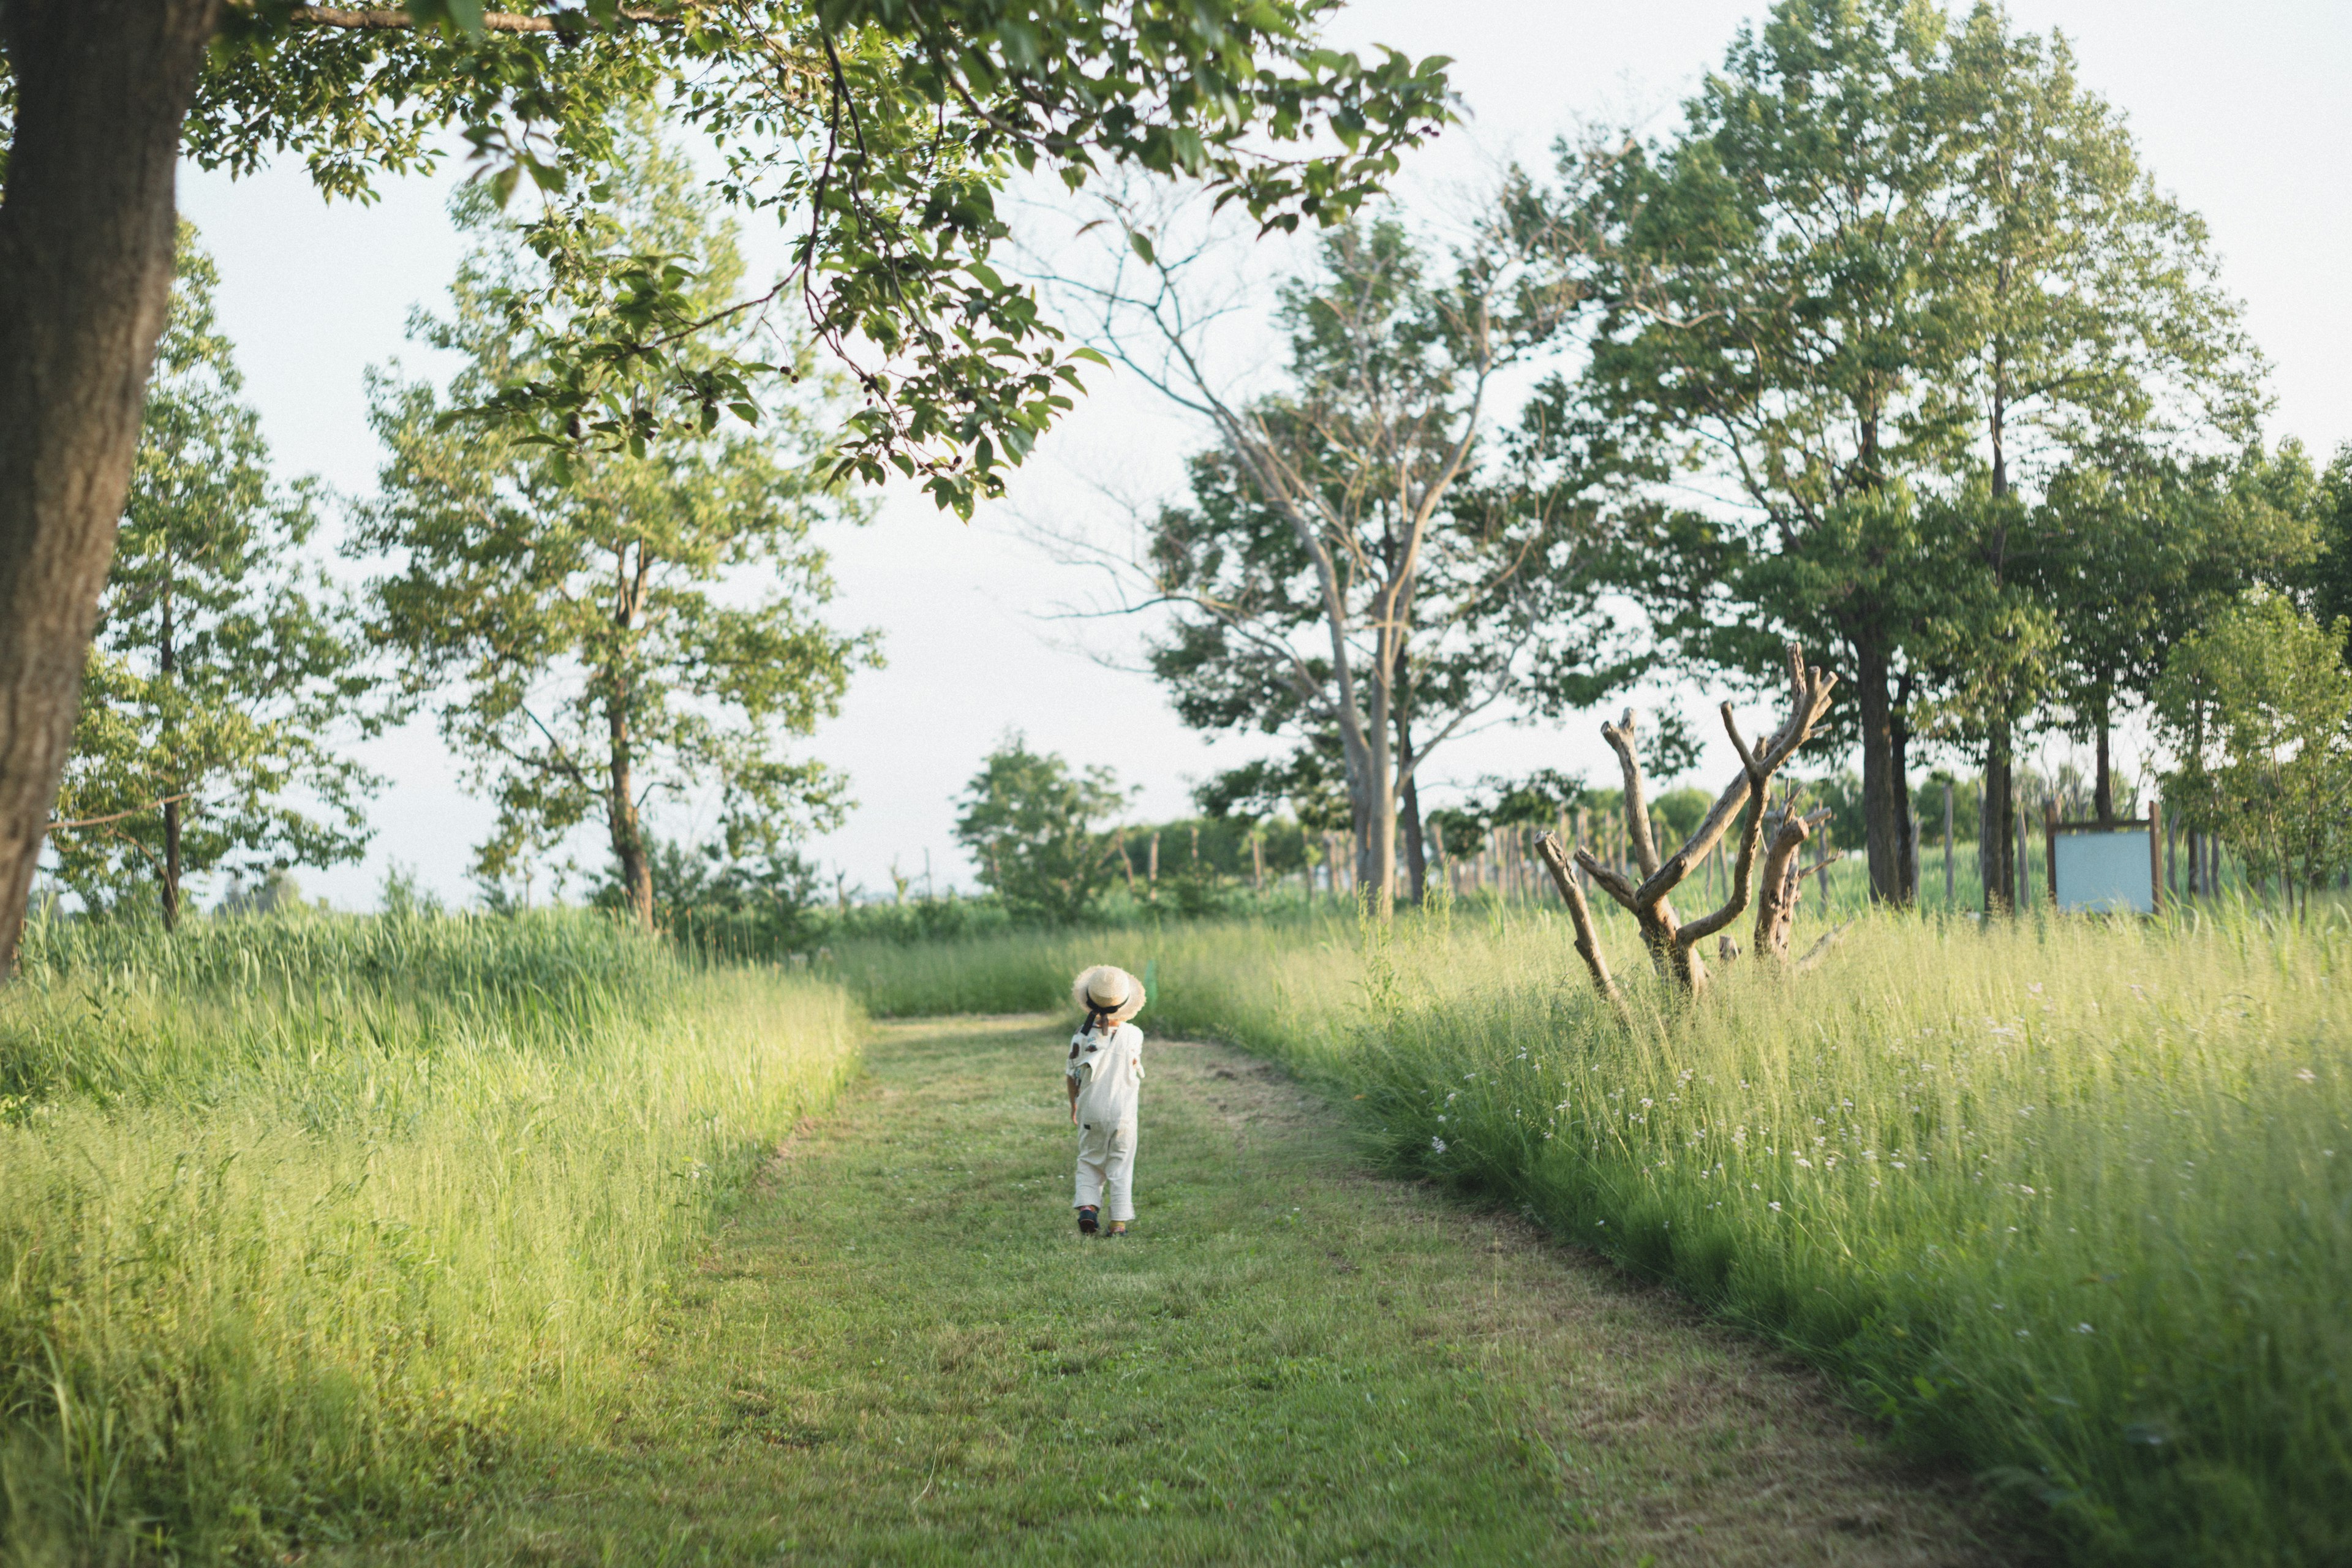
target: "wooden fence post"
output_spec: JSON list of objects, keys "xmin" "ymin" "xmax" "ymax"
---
[{"xmin": 2148, "ymin": 794, "xmax": 2164, "ymax": 914}]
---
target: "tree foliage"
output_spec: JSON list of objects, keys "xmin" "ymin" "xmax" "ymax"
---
[
  {"xmin": 177, "ymin": 0, "xmax": 1457, "ymax": 516},
  {"xmin": 2154, "ymin": 591, "xmax": 2352, "ymax": 911},
  {"xmin": 355, "ymin": 123, "xmax": 874, "ymax": 928},
  {"xmin": 1560, "ymin": 0, "xmax": 2269, "ymax": 908},
  {"xmin": 50, "ymin": 227, "xmax": 375, "ymax": 922},
  {"xmin": 952, "ymin": 734, "xmax": 1132, "ymax": 924}
]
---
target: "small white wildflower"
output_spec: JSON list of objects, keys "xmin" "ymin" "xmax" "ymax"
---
[
  {"xmin": 2075, "ymin": 1323, "xmax": 2095, "ymax": 1335},
  {"xmin": 1430, "ymin": 1136, "xmax": 1447, "ymax": 1154},
  {"xmin": 2297, "ymin": 1069, "xmax": 2318, "ymax": 1084},
  {"xmin": 1795, "ymin": 1157, "xmax": 1814, "ymax": 1169},
  {"xmin": 2015, "ymin": 1328, "xmax": 2031, "ymax": 1338},
  {"xmin": 1639, "ymin": 1097, "xmax": 1654, "ymax": 1108},
  {"xmin": 1768, "ymin": 1200, "xmax": 1782, "ymax": 1212}
]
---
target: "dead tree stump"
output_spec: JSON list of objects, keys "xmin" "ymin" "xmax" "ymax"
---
[{"xmin": 1548, "ymin": 645, "xmax": 1838, "ymax": 999}]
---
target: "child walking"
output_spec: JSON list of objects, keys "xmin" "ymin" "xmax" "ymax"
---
[{"xmin": 1066, "ymin": 964, "xmax": 1146, "ymax": 1236}]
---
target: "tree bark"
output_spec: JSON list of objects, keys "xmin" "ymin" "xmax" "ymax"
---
[
  {"xmin": 0, "ymin": 0, "xmax": 221, "ymax": 974},
  {"xmin": 1535, "ymin": 830, "xmax": 1623, "ymax": 1018},
  {"xmin": 607, "ymin": 695, "xmax": 653, "ymax": 931},
  {"xmin": 1395, "ymin": 662, "xmax": 1425, "ymax": 907},
  {"xmin": 1365, "ymin": 676, "xmax": 1397, "ymax": 919},
  {"xmin": 2093, "ymin": 700, "xmax": 2114, "ymax": 823},
  {"xmin": 1981, "ymin": 720, "xmax": 2016, "ymax": 913},
  {"xmin": 1399, "ymin": 763, "xmax": 1427, "ymax": 907},
  {"xmin": 1753, "ymin": 807, "xmax": 1828, "ymax": 961},
  {"xmin": 160, "ymin": 570, "xmax": 181, "ymax": 931},
  {"xmin": 1852, "ymin": 635, "xmax": 1905, "ymax": 905},
  {"xmin": 1890, "ymin": 675, "xmax": 1915, "ymax": 903}
]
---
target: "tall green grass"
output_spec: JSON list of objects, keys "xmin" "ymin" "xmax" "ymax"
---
[
  {"xmin": 841, "ymin": 900, "xmax": 2352, "ymax": 1566},
  {"xmin": 0, "ymin": 910, "xmax": 861, "ymax": 1564}
]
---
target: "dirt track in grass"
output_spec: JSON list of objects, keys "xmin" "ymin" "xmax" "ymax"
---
[{"xmin": 350, "ymin": 1016, "xmax": 2033, "ymax": 1567}]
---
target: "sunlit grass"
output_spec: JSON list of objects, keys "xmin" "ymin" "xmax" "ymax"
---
[
  {"xmin": 0, "ymin": 909, "xmax": 861, "ymax": 1564},
  {"xmin": 842, "ymin": 897, "xmax": 2352, "ymax": 1566}
]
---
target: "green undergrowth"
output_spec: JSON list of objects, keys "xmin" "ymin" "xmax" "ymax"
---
[
  {"xmin": 839, "ymin": 900, "xmax": 2352, "ymax": 1566},
  {"xmin": 0, "ymin": 910, "xmax": 861, "ymax": 1564}
]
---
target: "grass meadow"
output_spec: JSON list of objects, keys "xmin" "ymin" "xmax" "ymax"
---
[
  {"xmin": 0, "ymin": 911, "xmax": 860, "ymax": 1564},
  {"xmin": 837, "ymin": 895, "xmax": 2352, "ymax": 1567}
]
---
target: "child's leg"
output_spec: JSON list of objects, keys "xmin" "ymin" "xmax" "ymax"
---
[
  {"xmin": 1102, "ymin": 1122, "xmax": 1138, "ymax": 1224},
  {"xmin": 1073, "ymin": 1121, "xmax": 1110, "ymax": 1212}
]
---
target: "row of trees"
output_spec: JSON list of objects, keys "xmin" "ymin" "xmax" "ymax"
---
[
  {"xmin": 1052, "ymin": 0, "xmax": 2345, "ymax": 916},
  {"xmin": 49, "ymin": 126, "xmax": 872, "ymax": 932},
  {"xmin": 0, "ymin": 0, "xmax": 1457, "ymax": 970}
]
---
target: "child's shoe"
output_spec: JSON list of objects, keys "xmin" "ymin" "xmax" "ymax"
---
[
  {"xmin": 1076, "ymin": 1205, "xmax": 1099, "ymax": 1235},
  {"xmin": 1107, "ymin": 1222, "xmax": 1128, "ymax": 1237}
]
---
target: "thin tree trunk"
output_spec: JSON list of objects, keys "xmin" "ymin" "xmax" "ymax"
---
[
  {"xmin": 2093, "ymin": 701, "xmax": 2114, "ymax": 824},
  {"xmin": 160, "ymin": 571, "xmax": 180, "ymax": 931},
  {"xmin": 608, "ymin": 695, "xmax": 653, "ymax": 931},
  {"xmin": 1396, "ymin": 694, "xmax": 1426, "ymax": 907},
  {"xmin": 1854, "ymin": 635, "xmax": 1904, "ymax": 905},
  {"xmin": 1890, "ymin": 674, "xmax": 1915, "ymax": 903},
  {"xmin": 1982, "ymin": 721, "xmax": 2016, "ymax": 913},
  {"xmin": 1366, "ymin": 679, "xmax": 1397, "ymax": 919},
  {"xmin": 0, "ymin": 0, "xmax": 221, "ymax": 974}
]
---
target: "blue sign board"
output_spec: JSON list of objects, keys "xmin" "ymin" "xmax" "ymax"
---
[{"xmin": 2052, "ymin": 827, "xmax": 2155, "ymax": 914}]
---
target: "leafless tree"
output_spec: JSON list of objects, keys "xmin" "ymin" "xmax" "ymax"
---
[
  {"xmin": 1028, "ymin": 178, "xmax": 1614, "ymax": 916},
  {"xmin": 1536, "ymin": 644, "xmax": 1837, "ymax": 1000}
]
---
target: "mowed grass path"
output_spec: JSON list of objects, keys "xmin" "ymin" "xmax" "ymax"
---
[{"xmin": 349, "ymin": 1017, "xmax": 2024, "ymax": 1567}]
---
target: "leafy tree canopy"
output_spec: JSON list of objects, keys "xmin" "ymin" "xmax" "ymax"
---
[
  {"xmin": 355, "ymin": 117, "xmax": 874, "ymax": 928},
  {"xmin": 158, "ymin": 0, "xmax": 1459, "ymax": 515},
  {"xmin": 2154, "ymin": 590, "xmax": 2352, "ymax": 910},
  {"xmin": 952, "ymin": 733, "xmax": 1133, "ymax": 924}
]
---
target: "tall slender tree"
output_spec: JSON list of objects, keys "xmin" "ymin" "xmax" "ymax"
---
[
  {"xmin": 357, "ymin": 123, "xmax": 873, "ymax": 929},
  {"xmin": 50, "ymin": 227, "xmax": 374, "ymax": 924}
]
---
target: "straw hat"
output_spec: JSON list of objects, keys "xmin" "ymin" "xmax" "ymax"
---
[{"xmin": 1071, "ymin": 963, "xmax": 1147, "ymax": 1027}]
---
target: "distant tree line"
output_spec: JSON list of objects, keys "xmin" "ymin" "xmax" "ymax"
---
[{"xmin": 1059, "ymin": 0, "xmax": 2349, "ymax": 916}]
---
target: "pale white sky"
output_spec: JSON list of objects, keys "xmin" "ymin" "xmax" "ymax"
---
[{"xmin": 167, "ymin": 1, "xmax": 2351, "ymax": 908}]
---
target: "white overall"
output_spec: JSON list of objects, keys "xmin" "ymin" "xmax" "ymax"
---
[{"xmin": 1068, "ymin": 1022, "xmax": 1144, "ymax": 1222}]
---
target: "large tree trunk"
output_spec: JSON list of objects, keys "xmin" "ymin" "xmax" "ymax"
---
[
  {"xmin": 1853, "ymin": 634, "xmax": 1905, "ymax": 905},
  {"xmin": 0, "ymin": 0, "xmax": 219, "ymax": 974},
  {"xmin": 1982, "ymin": 720, "xmax": 2016, "ymax": 913}
]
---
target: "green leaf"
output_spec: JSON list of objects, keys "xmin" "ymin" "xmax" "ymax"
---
[{"xmin": 1129, "ymin": 231, "xmax": 1156, "ymax": 266}]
